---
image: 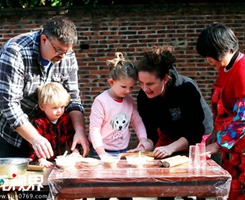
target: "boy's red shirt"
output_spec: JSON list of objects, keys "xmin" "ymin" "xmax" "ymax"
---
[{"xmin": 29, "ymin": 111, "xmax": 75, "ymax": 161}]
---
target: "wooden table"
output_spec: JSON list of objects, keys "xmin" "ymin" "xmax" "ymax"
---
[{"xmin": 48, "ymin": 159, "xmax": 231, "ymax": 200}]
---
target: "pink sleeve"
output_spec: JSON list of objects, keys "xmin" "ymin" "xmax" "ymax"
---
[
  {"xmin": 131, "ymin": 102, "xmax": 147, "ymax": 139},
  {"xmin": 89, "ymin": 98, "xmax": 105, "ymax": 149}
]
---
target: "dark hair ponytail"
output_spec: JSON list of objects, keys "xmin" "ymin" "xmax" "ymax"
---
[{"xmin": 137, "ymin": 45, "xmax": 176, "ymax": 80}]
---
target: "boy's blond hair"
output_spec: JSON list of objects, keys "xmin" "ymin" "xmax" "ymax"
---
[{"xmin": 37, "ymin": 82, "xmax": 71, "ymax": 106}]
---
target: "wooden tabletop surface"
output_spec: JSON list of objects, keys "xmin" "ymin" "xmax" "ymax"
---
[{"xmin": 48, "ymin": 158, "xmax": 231, "ymax": 200}]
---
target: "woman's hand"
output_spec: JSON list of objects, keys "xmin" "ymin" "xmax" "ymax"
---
[
  {"xmin": 153, "ymin": 146, "xmax": 173, "ymax": 159},
  {"xmin": 206, "ymin": 129, "xmax": 217, "ymax": 146},
  {"xmin": 153, "ymin": 137, "xmax": 188, "ymax": 158},
  {"xmin": 206, "ymin": 142, "xmax": 220, "ymax": 154}
]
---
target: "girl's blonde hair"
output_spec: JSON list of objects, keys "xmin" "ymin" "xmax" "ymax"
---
[
  {"xmin": 37, "ymin": 82, "xmax": 71, "ymax": 106},
  {"xmin": 106, "ymin": 52, "xmax": 137, "ymax": 81}
]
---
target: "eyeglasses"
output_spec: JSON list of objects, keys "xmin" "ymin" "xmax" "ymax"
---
[{"xmin": 48, "ymin": 38, "xmax": 73, "ymax": 56}]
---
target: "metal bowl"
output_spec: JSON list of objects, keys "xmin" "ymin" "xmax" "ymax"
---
[{"xmin": 0, "ymin": 157, "xmax": 32, "ymax": 178}]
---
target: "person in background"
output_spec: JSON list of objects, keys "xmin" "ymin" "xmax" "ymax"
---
[
  {"xmin": 136, "ymin": 45, "xmax": 213, "ymax": 200},
  {"xmin": 29, "ymin": 82, "xmax": 79, "ymax": 167},
  {"xmin": 196, "ymin": 22, "xmax": 245, "ymax": 200},
  {"xmin": 0, "ymin": 15, "xmax": 90, "ymax": 160}
]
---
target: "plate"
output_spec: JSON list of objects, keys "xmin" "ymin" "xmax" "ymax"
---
[
  {"xmin": 100, "ymin": 154, "xmax": 120, "ymax": 167},
  {"xmin": 77, "ymin": 157, "xmax": 99, "ymax": 166},
  {"xmin": 55, "ymin": 156, "xmax": 77, "ymax": 169},
  {"xmin": 125, "ymin": 155, "xmax": 154, "ymax": 167}
]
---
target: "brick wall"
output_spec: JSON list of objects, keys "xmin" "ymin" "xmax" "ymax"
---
[{"xmin": 1, "ymin": 3, "xmax": 245, "ymax": 148}]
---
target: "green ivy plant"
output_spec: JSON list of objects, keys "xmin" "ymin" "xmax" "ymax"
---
[{"xmin": 0, "ymin": 0, "xmax": 162, "ymax": 9}]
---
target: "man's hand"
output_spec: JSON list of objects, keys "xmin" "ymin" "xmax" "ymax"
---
[
  {"xmin": 16, "ymin": 121, "xmax": 54, "ymax": 159},
  {"xmin": 71, "ymin": 131, "xmax": 90, "ymax": 157},
  {"xmin": 31, "ymin": 135, "xmax": 54, "ymax": 159},
  {"xmin": 69, "ymin": 110, "xmax": 90, "ymax": 157}
]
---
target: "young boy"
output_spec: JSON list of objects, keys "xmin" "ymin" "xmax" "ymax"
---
[{"xmin": 29, "ymin": 82, "xmax": 79, "ymax": 167}]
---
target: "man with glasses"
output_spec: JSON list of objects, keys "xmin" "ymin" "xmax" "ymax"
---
[{"xmin": 0, "ymin": 15, "xmax": 90, "ymax": 159}]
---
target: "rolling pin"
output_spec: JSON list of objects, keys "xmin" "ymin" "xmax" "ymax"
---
[
  {"xmin": 27, "ymin": 164, "xmax": 46, "ymax": 171},
  {"xmin": 119, "ymin": 151, "xmax": 154, "ymax": 158},
  {"xmin": 157, "ymin": 155, "xmax": 189, "ymax": 168}
]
